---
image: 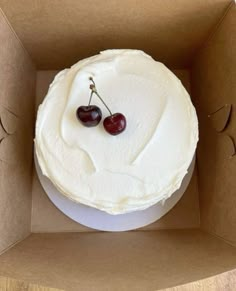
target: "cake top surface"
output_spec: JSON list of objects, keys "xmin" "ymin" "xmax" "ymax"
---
[{"xmin": 35, "ymin": 49, "xmax": 198, "ymax": 214}]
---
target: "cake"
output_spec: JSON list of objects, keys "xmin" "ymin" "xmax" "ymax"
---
[{"xmin": 35, "ymin": 49, "xmax": 198, "ymax": 215}]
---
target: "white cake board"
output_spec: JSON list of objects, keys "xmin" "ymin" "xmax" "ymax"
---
[{"xmin": 35, "ymin": 152, "xmax": 195, "ymax": 232}]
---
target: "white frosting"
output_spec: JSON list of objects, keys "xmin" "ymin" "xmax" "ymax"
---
[{"xmin": 35, "ymin": 49, "xmax": 198, "ymax": 215}]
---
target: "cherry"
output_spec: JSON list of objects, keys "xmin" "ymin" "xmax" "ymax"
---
[
  {"xmin": 76, "ymin": 77, "xmax": 127, "ymax": 134},
  {"xmin": 89, "ymin": 77, "xmax": 127, "ymax": 136},
  {"xmin": 103, "ymin": 113, "xmax": 126, "ymax": 135},
  {"xmin": 76, "ymin": 105, "xmax": 102, "ymax": 127}
]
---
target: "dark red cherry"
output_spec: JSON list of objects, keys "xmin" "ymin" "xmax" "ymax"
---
[
  {"xmin": 76, "ymin": 105, "xmax": 102, "ymax": 127},
  {"xmin": 103, "ymin": 113, "xmax": 126, "ymax": 135}
]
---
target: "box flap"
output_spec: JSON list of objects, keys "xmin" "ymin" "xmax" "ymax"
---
[
  {"xmin": 192, "ymin": 3, "xmax": 236, "ymax": 245},
  {"xmin": 0, "ymin": 230, "xmax": 236, "ymax": 290},
  {"xmin": 0, "ymin": 9, "xmax": 36, "ymax": 254},
  {"xmin": 0, "ymin": 0, "xmax": 231, "ymax": 69}
]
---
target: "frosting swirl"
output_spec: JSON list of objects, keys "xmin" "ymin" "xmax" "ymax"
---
[{"xmin": 35, "ymin": 50, "xmax": 198, "ymax": 214}]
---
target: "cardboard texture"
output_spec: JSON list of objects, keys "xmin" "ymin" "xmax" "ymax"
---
[
  {"xmin": 0, "ymin": 0, "xmax": 236, "ymax": 290},
  {"xmin": 0, "ymin": 10, "xmax": 36, "ymax": 254},
  {"xmin": 0, "ymin": 0, "xmax": 232, "ymax": 69},
  {"xmin": 32, "ymin": 69, "xmax": 199, "ymax": 232},
  {"xmin": 192, "ymin": 3, "xmax": 236, "ymax": 245},
  {"xmin": 208, "ymin": 103, "xmax": 232, "ymax": 132},
  {"xmin": 0, "ymin": 231, "xmax": 236, "ymax": 291},
  {"xmin": 0, "ymin": 276, "xmax": 63, "ymax": 291},
  {"xmin": 1, "ymin": 271, "xmax": 235, "ymax": 291},
  {"xmin": 161, "ymin": 269, "xmax": 236, "ymax": 291}
]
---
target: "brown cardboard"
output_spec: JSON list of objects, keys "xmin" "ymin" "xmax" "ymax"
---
[
  {"xmin": 208, "ymin": 103, "xmax": 232, "ymax": 132},
  {"xmin": 1, "ymin": 270, "xmax": 236, "ymax": 291},
  {"xmin": 0, "ymin": 0, "xmax": 236, "ymax": 290},
  {"xmin": 0, "ymin": 230, "xmax": 236, "ymax": 291},
  {"xmin": 0, "ymin": 107, "xmax": 18, "ymax": 134},
  {"xmin": 161, "ymin": 269, "xmax": 236, "ymax": 291},
  {"xmin": 0, "ymin": 276, "xmax": 63, "ymax": 291},
  {"xmin": 0, "ymin": 9, "xmax": 36, "ymax": 254},
  {"xmin": 32, "ymin": 69, "xmax": 199, "ymax": 232},
  {"xmin": 0, "ymin": 0, "xmax": 231, "ymax": 69},
  {"xmin": 192, "ymin": 3, "xmax": 236, "ymax": 245},
  {"xmin": 217, "ymin": 134, "xmax": 236, "ymax": 160}
]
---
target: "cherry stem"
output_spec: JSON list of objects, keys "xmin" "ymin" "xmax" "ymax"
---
[
  {"xmin": 88, "ymin": 90, "xmax": 93, "ymax": 106},
  {"xmin": 89, "ymin": 77, "xmax": 113, "ymax": 116}
]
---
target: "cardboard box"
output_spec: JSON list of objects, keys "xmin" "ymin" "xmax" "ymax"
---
[{"xmin": 0, "ymin": 0, "xmax": 236, "ymax": 290}]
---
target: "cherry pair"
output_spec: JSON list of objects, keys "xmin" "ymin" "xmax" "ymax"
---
[{"xmin": 76, "ymin": 77, "xmax": 126, "ymax": 135}]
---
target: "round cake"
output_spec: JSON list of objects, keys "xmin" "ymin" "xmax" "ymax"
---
[{"xmin": 35, "ymin": 49, "xmax": 198, "ymax": 215}]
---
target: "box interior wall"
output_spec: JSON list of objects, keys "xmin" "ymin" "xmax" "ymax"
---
[{"xmin": 0, "ymin": 1, "xmax": 236, "ymax": 290}]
